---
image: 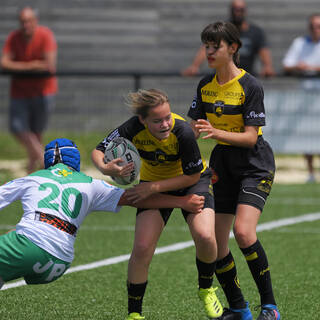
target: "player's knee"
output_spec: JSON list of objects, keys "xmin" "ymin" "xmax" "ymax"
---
[
  {"xmin": 233, "ymin": 226, "xmax": 252, "ymax": 247},
  {"xmin": 193, "ymin": 228, "xmax": 216, "ymax": 250},
  {"xmin": 132, "ymin": 241, "xmax": 155, "ymax": 261}
]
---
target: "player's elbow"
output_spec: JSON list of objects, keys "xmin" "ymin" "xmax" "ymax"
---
[
  {"xmin": 244, "ymin": 135, "xmax": 258, "ymax": 148},
  {"xmin": 243, "ymin": 126, "xmax": 259, "ymax": 148}
]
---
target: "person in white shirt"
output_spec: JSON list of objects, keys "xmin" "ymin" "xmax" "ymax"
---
[
  {"xmin": 0, "ymin": 138, "xmax": 204, "ymax": 289},
  {"xmin": 283, "ymin": 13, "xmax": 320, "ymax": 183}
]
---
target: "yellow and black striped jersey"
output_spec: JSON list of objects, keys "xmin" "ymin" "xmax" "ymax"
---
[
  {"xmin": 188, "ymin": 69, "xmax": 266, "ymax": 145},
  {"xmin": 96, "ymin": 113, "xmax": 206, "ymax": 181}
]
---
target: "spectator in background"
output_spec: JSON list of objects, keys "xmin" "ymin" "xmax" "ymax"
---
[
  {"xmin": 283, "ymin": 13, "xmax": 320, "ymax": 183},
  {"xmin": 182, "ymin": 0, "xmax": 275, "ymax": 77},
  {"xmin": 1, "ymin": 7, "xmax": 57, "ymax": 173}
]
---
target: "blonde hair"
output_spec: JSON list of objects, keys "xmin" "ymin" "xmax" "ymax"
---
[{"xmin": 126, "ymin": 88, "xmax": 169, "ymax": 119}]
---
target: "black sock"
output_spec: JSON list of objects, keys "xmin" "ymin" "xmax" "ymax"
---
[
  {"xmin": 240, "ymin": 240, "xmax": 276, "ymax": 306},
  {"xmin": 196, "ymin": 257, "xmax": 216, "ymax": 289},
  {"xmin": 127, "ymin": 281, "xmax": 148, "ymax": 314},
  {"xmin": 215, "ymin": 251, "xmax": 246, "ymax": 309}
]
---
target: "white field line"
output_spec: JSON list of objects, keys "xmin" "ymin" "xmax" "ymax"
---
[{"xmin": 2, "ymin": 212, "xmax": 320, "ymax": 291}]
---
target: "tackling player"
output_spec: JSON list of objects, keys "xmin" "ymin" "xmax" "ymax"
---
[
  {"xmin": 0, "ymin": 138, "xmax": 204, "ymax": 290},
  {"xmin": 188, "ymin": 21, "xmax": 280, "ymax": 320},
  {"xmin": 92, "ymin": 89, "xmax": 223, "ymax": 320}
]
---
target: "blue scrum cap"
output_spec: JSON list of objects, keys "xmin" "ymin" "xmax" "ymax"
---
[{"xmin": 44, "ymin": 138, "xmax": 80, "ymax": 171}]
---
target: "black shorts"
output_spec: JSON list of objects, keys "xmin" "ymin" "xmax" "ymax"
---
[
  {"xmin": 137, "ymin": 168, "xmax": 214, "ymax": 224},
  {"xmin": 209, "ymin": 136, "xmax": 275, "ymax": 214}
]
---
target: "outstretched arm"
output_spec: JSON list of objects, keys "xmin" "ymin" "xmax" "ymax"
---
[
  {"xmin": 0, "ymin": 178, "xmax": 25, "ymax": 210},
  {"xmin": 119, "ymin": 192, "xmax": 204, "ymax": 214},
  {"xmin": 124, "ymin": 172, "xmax": 201, "ymax": 203}
]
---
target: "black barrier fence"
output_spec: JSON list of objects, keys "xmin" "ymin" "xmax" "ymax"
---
[{"xmin": 0, "ymin": 71, "xmax": 319, "ymax": 154}]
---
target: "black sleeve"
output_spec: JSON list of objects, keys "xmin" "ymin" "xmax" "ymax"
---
[
  {"xmin": 176, "ymin": 121, "xmax": 204, "ymax": 175},
  {"xmin": 241, "ymin": 75, "xmax": 266, "ymax": 127},
  {"xmin": 95, "ymin": 117, "xmax": 137, "ymax": 153},
  {"xmin": 187, "ymin": 78, "xmax": 209, "ymax": 121}
]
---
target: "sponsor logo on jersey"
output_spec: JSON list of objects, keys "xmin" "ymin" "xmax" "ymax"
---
[
  {"xmin": 247, "ymin": 111, "xmax": 265, "ymax": 119},
  {"xmin": 224, "ymin": 91, "xmax": 243, "ymax": 99},
  {"xmin": 185, "ymin": 158, "xmax": 202, "ymax": 170},
  {"xmin": 201, "ymin": 89, "xmax": 218, "ymax": 97},
  {"xmin": 134, "ymin": 139, "xmax": 155, "ymax": 146}
]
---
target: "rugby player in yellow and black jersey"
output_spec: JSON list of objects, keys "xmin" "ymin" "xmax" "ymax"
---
[
  {"xmin": 187, "ymin": 22, "xmax": 280, "ymax": 320},
  {"xmin": 191, "ymin": 67, "xmax": 265, "ymax": 144},
  {"xmin": 91, "ymin": 89, "xmax": 223, "ymax": 320},
  {"xmin": 96, "ymin": 112, "xmax": 205, "ymax": 183}
]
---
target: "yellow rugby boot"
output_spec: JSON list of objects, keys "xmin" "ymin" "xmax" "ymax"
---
[
  {"xmin": 198, "ymin": 287, "xmax": 223, "ymax": 318},
  {"xmin": 126, "ymin": 312, "xmax": 145, "ymax": 320}
]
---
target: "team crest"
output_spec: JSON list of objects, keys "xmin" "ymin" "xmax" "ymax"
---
[
  {"xmin": 154, "ymin": 149, "xmax": 167, "ymax": 163},
  {"xmin": 213, "ymin": 100, "xmax": 225, "ymax": 117},
  {"xmin": 51, "ymin": 168, "xmax": 73, "ymax": 178}
]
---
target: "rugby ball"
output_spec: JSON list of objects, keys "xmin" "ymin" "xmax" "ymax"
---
[{"xmin": 104, "ymin": 137, "xmax": 141, "ymax": 185}]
